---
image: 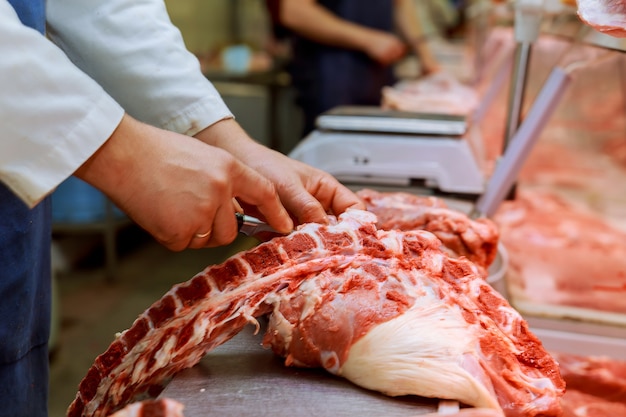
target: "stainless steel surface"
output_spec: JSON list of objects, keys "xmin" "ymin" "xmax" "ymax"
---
[
  {"xmin": 504, "ymin": 41, "xmax": 532, "ymax": 149},
  {"xmin": 472, "ymin": 67, "xmax": 571, "ymax": 218},
  {"xmin": 160, "ymin": 323, "xmax": 439, "ymax": 417},
  {"xmin": 289, "ymin": 128, "xmax": 485, "ymax": 196},
  {"xmin": 316, "ymin": 106, "xmax": 468, "ymax": 136}
]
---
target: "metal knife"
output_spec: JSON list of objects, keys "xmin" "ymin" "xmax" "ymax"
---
[{"xmin": 236, "ymin": 212, "xmax": 284, "ymax": 237}]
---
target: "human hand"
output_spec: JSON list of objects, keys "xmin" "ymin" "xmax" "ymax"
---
[
  {"xmin": 194, "ymin": 119, "xmax": 365, "ymax": 225},
  {"xmin": 412, "ymin": 39, "xmax": 441, "ymax": 76},
  {"xmin": 75, "ymin": 115, "xmax": 293, "ymax": 251},
  {"xmin": 364, "ymin": 31, "xmax": 407, "ymax": 66}
]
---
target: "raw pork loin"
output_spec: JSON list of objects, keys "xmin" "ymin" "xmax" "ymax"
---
[
  {"xmin": 357, "ymin": 188, "xmax": 499, "ymax": 277},
  {"xmin": 493, "ymin": 189, "xmax": 626, "ymax": 317},
  {"xmin": 68, "ymin": 210, "xmax": 564, "ymax": 417},
  {"xmin": 551, "ymin": 352, "xmax": 626, "ymax": 417},
  {"xmin": 381, "ymin": 72, "xmax": 479, "ymax": 116}
]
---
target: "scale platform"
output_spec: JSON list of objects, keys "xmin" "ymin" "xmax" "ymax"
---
[
  {"xmin": 315, "ymin": 106, "xmax": 468, "ymax": 136},
  {"xmin": 289, "ymin": 106, "xmax": 486, "ymax": 198}
]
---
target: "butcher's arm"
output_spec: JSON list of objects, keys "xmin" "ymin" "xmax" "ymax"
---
[
  {"xmin": 394, "ymin": 0, "xmax": 440, "ymax": 74},
  {"xmin": 45, "ymin": 0, "xmax": 294, "ymax": 248},
  {"xmin": 279, "ymin": 0, "xmax": 406, "ymax": 65},
  {"xmin": 46, "ymin": 0, "xmax": 357, "ymax": 230},
  {"xmin": 0, "ymin": 0, "xmax": 291, "ymax": 249},
  {"xmin": 75, "ymin": 114, "xmax": 292, "ymax": 251}
]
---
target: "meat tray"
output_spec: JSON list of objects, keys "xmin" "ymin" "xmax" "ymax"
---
[{"xmin": 159, "ymin": 321, "xmax": 440, "ymax": 416}]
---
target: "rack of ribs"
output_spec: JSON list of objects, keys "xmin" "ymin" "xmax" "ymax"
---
[{"xmin": 67, "ymin": 209, "xmax": 564, "ymax": 417}]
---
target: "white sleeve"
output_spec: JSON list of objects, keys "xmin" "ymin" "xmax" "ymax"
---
[
  {"xmin": 46, "ymin": 0, "xmax": 233, "ymax": 135},
  {"xmin": 0, "ymin": 0, "xmax": 125, "ymax": 207}
]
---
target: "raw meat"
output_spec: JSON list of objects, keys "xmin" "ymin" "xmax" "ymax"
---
[
  {"xmin": 551, "ymin": 352, "xmax": 626, "ymax": 417},
  {"xmin": 577, "ymin": 0, "xmax": 626, "ymax": 37},
  {"xmin": 553, "ymin": 352, "xmax": 626, "ymax": 403},
  {"xmin": 68, "ymin": 210, "xmax": 563, "ymax": 417},
  {"xmin": 381, "ymin": 72, "xmax": 479, "ymax": 115},
  {"xmin": 561, "ymin": 390, "xmax": 626, "ymax": 417},
  {"xmin": 357, "ymin": 188, "xmax": 499, "ymax": 276},
  {"xmin": 106, "ymin": 399, "xmax": 184, "ymax": 417},
  {"xmin": 603, "ymin": 137, "xmax": 626, "ymax": 170},
  {"xmin": 493, "ymin": 189, "xmax": 626, "ymax": 317}
]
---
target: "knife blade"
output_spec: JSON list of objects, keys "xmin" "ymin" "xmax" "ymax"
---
[{"xmin": 236, "ymin": 212, "xmax": 285, "ymax": 237}]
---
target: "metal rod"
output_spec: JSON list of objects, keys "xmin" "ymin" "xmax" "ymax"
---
[
  {"xmin": 472, "ymin": 67, "xmax": 571, "ymax": 218},
  {"xmin": 504, "ymin": 42, "xmax": 533, "ymax": 148}
]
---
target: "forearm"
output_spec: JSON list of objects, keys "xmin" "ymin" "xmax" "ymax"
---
[
  {"xmin": 394, "ymin": 0, "xmax": 440, "ymax": 73},
  {"xmin": 280, "ymin": 0, "xmax": 384, "ymax": 53},
  {"xmin": 193, "ymin": 118, "xmax": 279, "ymax": 167},
  {"xmin": 394, "ymin": 0, "xmax": 429, "ymax": 42},
  {"xmin": 74, "ymin": 114, "xmax": 143, "ymax": 200}
]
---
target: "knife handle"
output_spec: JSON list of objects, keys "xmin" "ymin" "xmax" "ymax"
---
[{"xmin": 235, "ymin": 212, "xmax": 245, "ymax": 233}]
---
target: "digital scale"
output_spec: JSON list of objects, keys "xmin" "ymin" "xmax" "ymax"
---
[{"xmin": 289, "ymin": 106, "xmax": 487, "ymax": 201}]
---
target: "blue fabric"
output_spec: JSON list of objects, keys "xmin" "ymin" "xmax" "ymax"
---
[
  {"xmin": 6, "ymin": 0, "xmax": 45, "ymax": 34},
  {"xmin": 288, "ymin": 0, "xmax": 396, "ymax": 135},
  {"xmin": 1, "ymin": 1, "xmax": 51, "ymax": 417}
]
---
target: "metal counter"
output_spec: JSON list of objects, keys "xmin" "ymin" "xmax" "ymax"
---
[{"xmin": 159, "ymin": 322, "xmax": 439, "ymax": 417}]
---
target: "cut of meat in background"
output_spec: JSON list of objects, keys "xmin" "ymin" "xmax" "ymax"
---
[
  {"xmin": 577, "ymin": 0, "xmax": 626, "ymax": 37},
  {"xmin": 381, "ymin": 72, "xmax": 480, "ymax": 115},
  {"xmin": 603, "ymin": 136, "xmax": 626, "ymax": 169},
  {"xmin": 551, "ymin": 352, "xmax": 626, "ymax": 417},
  {"xmin": 493, "ymin": 189, "xmax": 626, "ymax": 317},
  {"xmin": 470, "ymin": 27, "xmax": 626, "ymax": 321}
]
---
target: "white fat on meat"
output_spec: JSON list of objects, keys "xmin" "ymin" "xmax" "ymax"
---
[
  {"xmin": 340, "ymin": 303, "xmax": 498, "ymax": 409},
  {"xmin": 577, "ymin": 0, "xmax": 626, "ymax": 37}
]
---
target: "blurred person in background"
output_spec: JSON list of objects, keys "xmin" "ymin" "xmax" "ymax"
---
[
  {"xmin": 268, "ymin": 0, "xmax": 442, "ymax": 136},
  {"xmin": 0, "ymin": 0, "xmax": 364, "ymax": 416}
]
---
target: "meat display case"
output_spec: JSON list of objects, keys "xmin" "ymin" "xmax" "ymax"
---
[{"xmin": 494, "ymin": 1, "xmax": 626, "ymax": 332}]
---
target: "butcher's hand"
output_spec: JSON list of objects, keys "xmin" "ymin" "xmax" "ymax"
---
[
  {"xmin": 363, "ymin": 31, "xmax": 407, "ymax": 66},
  {"xmin": 194, "ymin": 119, "xmax": 365, "ymax": 225},
  {"xmin": 74, "ymin": 114, "xmax": 293, "ymax": 251}
]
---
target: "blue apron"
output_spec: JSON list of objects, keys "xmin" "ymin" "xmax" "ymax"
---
[
  {"xmin": 1, "ymin": 1, "xmax": 51, "ymax": 416},
  {"xmin": 287, "ymin": 0, "xmax": 396, "ymax": 135}
]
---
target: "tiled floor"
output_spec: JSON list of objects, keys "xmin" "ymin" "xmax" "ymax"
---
[{"xmin": 48, "ymin": 225, "xmax": 259, "ymax": 417}]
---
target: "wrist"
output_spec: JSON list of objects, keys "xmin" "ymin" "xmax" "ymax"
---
[
  {"xmin": 194, "ymin": 117, "xmax": 262, "ymax": 157},
  {"xmin": 74, "ymin": 114, "xmax": 146, "ymax": 200},
  {"xmin": 410, "ymin": 33, "xmax": 432, "ymax": 46}
]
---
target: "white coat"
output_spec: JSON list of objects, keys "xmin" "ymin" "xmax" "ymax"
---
[{"xmin": 0, "ymin": 0, "xmax": 232, "ymax": 207}]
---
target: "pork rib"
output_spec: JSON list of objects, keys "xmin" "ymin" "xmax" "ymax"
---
[
  {"xmin": 68, "ymin": 210, "xmax": 563, "ymax": 417},
  {"xmin": 357, "ymin": 189, "xmax": 499, "ymax": 275}
]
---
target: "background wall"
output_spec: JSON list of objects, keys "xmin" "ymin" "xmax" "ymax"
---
[{"xmin": 163, "ymin": 0, "xmax": 271, "ymax": 55}]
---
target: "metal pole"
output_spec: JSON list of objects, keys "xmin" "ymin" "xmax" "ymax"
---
[{"xmin": 504, "ymin": 42, "xmax": 532, "ymax": 148}]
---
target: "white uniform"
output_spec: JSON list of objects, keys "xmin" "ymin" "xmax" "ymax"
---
[{"xmin": 0, "ymin": 0, "xmax": 232, "ymax": 207}]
